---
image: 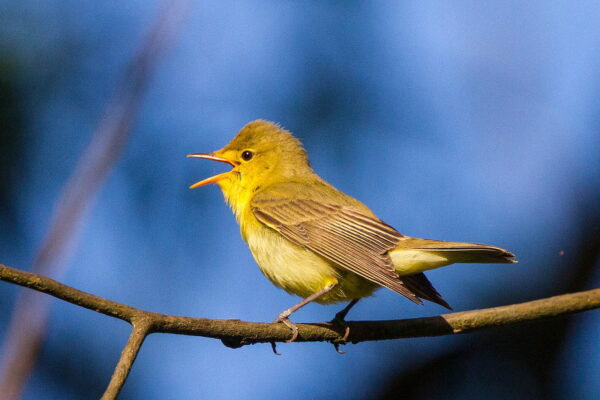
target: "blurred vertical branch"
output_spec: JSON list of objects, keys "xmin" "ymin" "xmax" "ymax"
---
[{"xmin": 0, "ymin": 1, "xmax": 192, "ymax": 398}]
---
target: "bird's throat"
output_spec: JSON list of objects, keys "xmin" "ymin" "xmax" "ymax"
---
[{"xmin": 218, "ymin": 177, "xmax": 255, "ymax": 224}]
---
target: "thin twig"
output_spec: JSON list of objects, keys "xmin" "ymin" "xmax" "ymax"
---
[
  {"xmin": 100, "ymin": 318, "xmax": 152, "ymax": 400},
  {"xmin": 0, "ymin": 1, "xmax": 191, "ymax": 398}
]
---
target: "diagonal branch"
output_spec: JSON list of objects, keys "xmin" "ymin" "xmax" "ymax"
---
[{"xmin": 100, "ymin": 318, "xmax": 152, "ymax": 400}]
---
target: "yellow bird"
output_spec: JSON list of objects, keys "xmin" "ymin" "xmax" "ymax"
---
[{"xmin": 188, "ymin": 120, "xmax": 515, "ymax": 342}]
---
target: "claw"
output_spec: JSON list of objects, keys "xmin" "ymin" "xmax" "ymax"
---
[
  {"xmin": 270, "ymin": 312, "xmax": 299, "ymax": 354},
  {"xmin": 273, "ymin": 315, "xmax": 299, "ymax": 343},
  {"xmin": 329, "ymin": 321, "xmax": 350, "ymax": 354},
  {"xmin": 270, "ymin": 342, "xmax": 282, "ymax": 355},
  {"xmin": 341, "ymin": 325, "xmax": 350, "ymax": 342},
  {"xmin": 333, "ymin": 342, "xmax": 346, "ymax": 354},
  {"xmin": 330, "ymin": 316, "xmax": 351, "ymax": 343},
  {"xmin": 286, "ymin": 328, "xmax": 299, "ymax": 343},
  {"xmin": 282, "ymin": 319, "xmax": 299, "ymax": 342}
]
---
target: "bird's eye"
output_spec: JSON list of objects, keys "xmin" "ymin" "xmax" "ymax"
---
[{"xmin": 241, "ymin": 150, "xmax": 254, "ymax": 161}]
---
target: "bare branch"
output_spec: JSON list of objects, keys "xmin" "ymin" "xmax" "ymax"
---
[
  {"xmin": 2, "ymin": 262, "xmax": 599, "ymax": 396},
  {"xmin": 0, "ymin": 1, "xmax": 191, "ymax": 398},
  {"xmin": 1, "ymin": 264, "xmax": 599, "ymax": 346},
  {"xmin": 100, "ymin": 318, "xmax": 152, "ymax": 400}
]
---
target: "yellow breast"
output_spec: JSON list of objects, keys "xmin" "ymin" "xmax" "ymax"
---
[
  {"xmin": 219, "ymin": 179, "xmax": 378, "ymax": 303},
  {"xmin": 240, "ymin": 210, "xmax": 378, "ymax": 304}
]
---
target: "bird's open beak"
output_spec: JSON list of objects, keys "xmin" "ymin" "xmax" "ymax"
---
[{"xmin": 187, "ymin": 152, "xmax": 239, "ymax": 189}]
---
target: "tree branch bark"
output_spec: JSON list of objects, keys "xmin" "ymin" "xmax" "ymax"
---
[
  {"xmin": 2, "ymin": 264, "xmax": 599, "ymax": 345},
  {"xmin": 2, "ymin": 263, "xmax": 599, "ymax": 397},
  {"xmin": 100, "ymin": 318, "xmax": 152, "ymax": 400}
]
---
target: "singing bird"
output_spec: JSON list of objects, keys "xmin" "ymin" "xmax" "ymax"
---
[{"xmin": 188, "ymin": 120, "xmax": 515, "ymax": 341}]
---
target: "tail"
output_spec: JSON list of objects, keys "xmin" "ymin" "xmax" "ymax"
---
[
  {"xmin": 401, "ymin": 273, "xmax": 453, "ymax": 310},
  {"xmin": 392, "ymin": 238, "xmax": 515, "ymax": 310},
  {"xmin": 390, "ymin": 237, "xmax": 516, "ymax": 276}
]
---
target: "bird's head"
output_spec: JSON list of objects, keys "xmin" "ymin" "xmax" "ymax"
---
[{"xmin": 188, "ymin": 120, "xmax": 313, "ymax": 204}]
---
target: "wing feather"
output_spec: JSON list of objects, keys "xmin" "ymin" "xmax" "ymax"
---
[{"xmin": 252, "ymin": 196, "xmax": 423, "ymax": 303}]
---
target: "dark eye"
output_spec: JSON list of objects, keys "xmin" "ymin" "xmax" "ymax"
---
[{"xmin": 241, "ymin": 150, "xmax": 254, "ymax": 161}]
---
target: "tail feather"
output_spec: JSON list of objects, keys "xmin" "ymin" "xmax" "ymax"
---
[
  {"xmin": 396, "ymin": 238, "xmax": 516, "ymax": 262},
  {"xmin": 392, "ymin": 238, "xmax": 515, "ymax": 309},
  {"xmin": 390, "ymin": 238, "xmax": 516, "ymax": 276},
  {"xmin": 402, "ymin": 273, "xmax": 452, "ymax": 310}
]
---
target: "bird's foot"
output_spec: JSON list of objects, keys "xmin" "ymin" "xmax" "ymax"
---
[
  {"xmin": 329, "ymin": 312, "xmax": 351, "ymax": 354},
  {"xmin": 270, "ymin": 313, "xmax": 299, "ymax": 355},
  {"xmin": 269, "ymin": 309, "xmax": 301, "ymax": 355},
  {"xmin": 331, "ymin": 313, "xmax": 351, "ymax": 342},
  {"xmin": 273, "ymin": 314, "xmax": 299, "ymax": 343}
]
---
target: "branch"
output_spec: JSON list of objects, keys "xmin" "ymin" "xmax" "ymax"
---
[
  {"xmin": 2, "ymin": 264, "xmax": 599, "ymax": 344},
  {"xmin": 100, "ymin": 318, "xmax": 152, "ymax": 400},
  {"xmin": 2, "ymin": 264, "xmax": 599, "ymax": 398}
]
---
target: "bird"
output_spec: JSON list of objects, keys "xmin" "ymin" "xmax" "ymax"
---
[{"xmin": 188, "ymin": 120, "xmax": 516, "ymax": 344}]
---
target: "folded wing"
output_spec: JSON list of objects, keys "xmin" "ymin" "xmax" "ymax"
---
[{"xmin": 251, "ymin": 191, "xmax": 450, "ymax": 308}]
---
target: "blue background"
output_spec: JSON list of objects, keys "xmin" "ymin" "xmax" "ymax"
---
[{"xmin": 1, "ymin": 1, "xmax": 599, "ymax": 399}]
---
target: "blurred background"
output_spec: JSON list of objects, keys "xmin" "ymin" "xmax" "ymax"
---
[{"xmin": 1, "ymin": 1, "xmax": 599, "ymax": 399}]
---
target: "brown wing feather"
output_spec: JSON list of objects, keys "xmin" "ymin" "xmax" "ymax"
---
[
  {"xmin": 401, "ymin": 273, "xmax": 452, "ymax": 310},
  {"xmin": 252, "ymin": 197, "xmax": 425, "ymax": 304}
]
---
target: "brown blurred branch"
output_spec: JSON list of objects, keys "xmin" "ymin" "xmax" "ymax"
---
[
  {"xmin": 0, "ymin": 1, "xmax": 191, "ymax": 399},
  {"xmin": 1, "ymin": 264, "xmax": 599, "ymax": 399}
]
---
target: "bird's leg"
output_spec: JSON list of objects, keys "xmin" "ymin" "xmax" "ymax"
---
[
  {"xmin": 272, "ymin": 284, "xmax": 336, "ymax": 345},
  {"xmin": 333, "ymin": 299, "xmax": 360, "ymax": 324},
  {"xmin": 330, "ymin": 299, "xmax": 360, "ymax": 353}
]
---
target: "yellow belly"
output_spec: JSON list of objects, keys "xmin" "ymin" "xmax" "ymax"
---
[{"xmin": 244, "ymin": 222, "xmax": 378, "ymax": 304}]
